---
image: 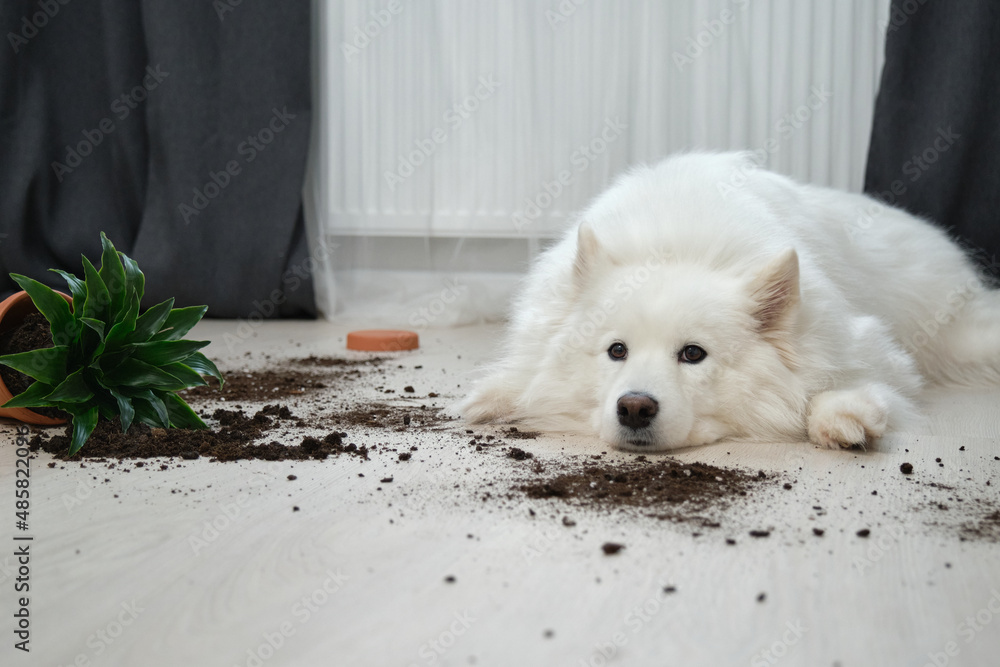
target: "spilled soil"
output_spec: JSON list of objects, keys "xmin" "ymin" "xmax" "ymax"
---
[
  {"xmin": 518, "ymin": 457, "xmax": 769, "ymax": 526},
  {"xmin": 12, "ymin": 347, "xmax": 999, "ymax": 545},
  {"xmin": 0, "ymin": 312, "xmax": 69, "ymax": 419},
  {"xmin": 28, "ymin": 405, "xmax": 369, "ymax": 463}
]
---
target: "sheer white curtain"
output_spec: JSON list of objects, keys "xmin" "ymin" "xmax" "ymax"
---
[{"xmin": 306, "ymin": 0, "xmax": 891, "ymax": 325}]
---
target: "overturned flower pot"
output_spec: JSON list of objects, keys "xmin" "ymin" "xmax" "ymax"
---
[{"xmin": 0, "ymin": 290, "xmax": 73, "ymax": 426}]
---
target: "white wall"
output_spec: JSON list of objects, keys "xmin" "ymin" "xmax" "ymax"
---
[{"xmin": 307, "ymin": 0, "xmax": 892, "ymax": 325}]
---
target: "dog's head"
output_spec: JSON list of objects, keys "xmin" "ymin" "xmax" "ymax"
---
[{"xmin": 565, "ymin": 224, "xmax": 804, "ymax": 450}]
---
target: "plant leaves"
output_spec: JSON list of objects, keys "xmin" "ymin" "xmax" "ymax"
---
[
  {"xmin": 49, "ymin": 269, "xmax": 86, "ymax": 317},
  {"xmin": 160, "ymin": 391, "xmax": 207, "ymax": 429},
  {"xmin": 80, "ymin": 317, "xmax": 106, "ymax": 340},
  {"xmin": 103, "ymin": 359, "xmax": 189, "ymax": 391},
  {"xmin": 120, "ymin": 251, "xmax": 145, "ymax": 307},
  {"xmin": 0, "ymin": 346, "xmax": 69, "ymax": 384},
  {"xmin": 150, "ymin": 305, "xmax": 209, "ymax": 342},
  {"xmin": 130, "ymin": 298, "xmax": 174, "ymax": 344},
  {"xmin": 108, "ymin": 388, "xmax": 135, "ymax": 433},
  {"xmin": 44, "ymin": 368, "xmax": 94, "ymax": 403},
  {"xmin": 81, "ymin": 255, "xmax": 111, "ymax": 322},
  {"xmin": 160, "ymin": 362, "xmax": 208, "ymax": 388},
  {"xmin": 133, "ymin": 389, "xmax": 169, "ymax": 429},
  {"xmin": 67, "ymin": 406, "xmax": 99, "ymax": 456},
  {"xmin": 9, "ymin": 274, "xmax": 78, "ymax": 344},
  {"xmin": 182, "ymin": 351, "xmax": 225, "ymax": 386},
  {"xmin": 102, "ymin": 293, "xmax": 140, "ymax": 351},
  {"xmin": 0, "ymin": 380, "xmax": 55, "ymax": 408},
  {"xmin": 98, "ymin": 233, "xmax": 127, "ymax": 323},
  {"xmin": 131, "ymin": 340, "xmax": 210, "ymax": 366}
]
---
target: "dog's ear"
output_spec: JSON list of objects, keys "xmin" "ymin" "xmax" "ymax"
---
[
  {"xmin": 749, "ymin": 248, "xmax": 800, "ymax": 363},
  {"xmin": 573, "ymin": 222, "xmax": 602, "ymax": 287}
]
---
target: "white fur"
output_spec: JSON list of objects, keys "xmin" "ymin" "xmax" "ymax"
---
[{"xmin": 461, "ymin": 152, "xmax": 1000, "ymax": 450}]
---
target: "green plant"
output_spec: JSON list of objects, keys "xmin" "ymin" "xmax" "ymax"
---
[{"xmin": 0, "ymin": 232, "xmax": 223, "ymax": 455}]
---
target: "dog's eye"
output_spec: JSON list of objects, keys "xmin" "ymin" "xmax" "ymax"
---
[
  {"xmin": 679, "ymin": 345, "xmax": 707, "ymax": 364},
  {"xmin": 608, "ymin": 342, "xmax": 628, "ymax": 360}
]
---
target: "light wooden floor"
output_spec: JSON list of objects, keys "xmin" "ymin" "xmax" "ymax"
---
[{"xmin": 2, "ymin": 321, "xmax": 999, "ymax": 667}]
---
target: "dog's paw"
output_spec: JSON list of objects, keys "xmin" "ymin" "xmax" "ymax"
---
[
  {"xmin": 807, "ymin": 388, "xmax": 889, "ymax": 449},
  {"xmin": 458, "ymin": 379, "xmax": 516, "ymax": 424}
]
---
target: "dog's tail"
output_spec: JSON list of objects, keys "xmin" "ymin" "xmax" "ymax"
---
[{"xmin": 922, "ymin": 287, "xmax": 1000, "ymax": 387}]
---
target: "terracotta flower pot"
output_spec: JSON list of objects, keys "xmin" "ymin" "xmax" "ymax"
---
[{"xmin": 0, "ymin": 290, "xmax": 73, "ymax": 426}]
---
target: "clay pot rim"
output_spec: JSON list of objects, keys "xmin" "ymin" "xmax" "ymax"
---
[{"xmin": 0, "ymin": 290, "xmax": 73, "ymax": 426}]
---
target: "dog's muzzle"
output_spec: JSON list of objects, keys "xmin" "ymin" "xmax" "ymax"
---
[{"xmin": 616, "ymin": 392, "xmax": 659, "ymax": 433}]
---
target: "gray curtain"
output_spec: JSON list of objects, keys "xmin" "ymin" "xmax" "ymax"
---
[
  {"xmin": 865, "ymin": 0, "xmax": 1000, "ymax": 276},
  {"xmin": 0, "ymin": 0, "xmax": 316, "ymax": 317}
]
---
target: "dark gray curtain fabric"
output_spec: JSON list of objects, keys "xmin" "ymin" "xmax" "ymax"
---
[
  {"xmin": 865, "ymin": 0, "xmax": 1000, "ymax": 275},
  {"xmin": 0, "ymin": 0, "xmax": 315, "ymax": 317}
]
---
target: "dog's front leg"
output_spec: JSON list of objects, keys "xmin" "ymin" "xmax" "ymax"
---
[{"xmin": 806, "ymin": 383, "xmax": 898, "ymax": 449}]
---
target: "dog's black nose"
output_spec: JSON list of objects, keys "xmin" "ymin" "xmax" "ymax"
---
[{"xmin": 617, "ymin": 392, "xmax": 659, "ymax": 430}]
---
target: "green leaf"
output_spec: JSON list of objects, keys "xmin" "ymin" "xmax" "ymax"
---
[
  {"xmin": 160, "ymin": 362, "xmax": 208, "ymax": 388},
  {"xmin": 120, "ymin": 251, "xmax": 145, "ymax": 307},
  {"xmin": 81, "ymin": 255, "xmax": 111, "ymax": 322},
  {"xmin": 160, "ymin": 391, "xmax": 207, "ymax": 429},
  {"xmin": 108, "ymin": 388, "xmax": 135, "ymax": 433},
  {"xmin": 102, "ymin": 359, "xmax": 189, "ymax": 390},
  {"xmin": 182, "ymin": 351, "xmax": 224, "ymax": 386},
  {"xmin": 44, "ymin": 369, "xmax": 94, "ymax": 404},
  {"xmin": 98, "ymin": 233, "xmax": 128, "ymax": 323},
  {"xmin": 0, "ymin": 346, "xmax": 68, "ymax": 384},
  {"xmin": 133, "ymin": 390, "xmax": 169, "ymax": 429},
  {"xmin": 9, "ymin": 274, "xmax": 78, "ymax": 344},
  {"xmin": 49, "ymin": 269, "xmax": 86, "ymax": 318},
  {"xmin": 93, "ymin": 348, "xmax": 132, "ymax": 375},
  {"xmin": 1, "ymin": 380, "xmax": 55, "ymax": 408},
  {"xmin": 102, "ymin": 293, "xmax": 140, "ymax": 351},
  {"xmin": 130, "ymin": 298, "xmax": 174, "ymax": 343},
  {"xmin": 80, "ymin": 317, "xmax": 106, "ymax": 340},
  {"xmin": 150, "ymin": 305, "xmax": 208, "ymax": 342},
  {"xmin": 67, "ymin": 406, "xmax": 99, "ymax": 456},
  {"xmin": 131, "ymin": 340, "xmax": 210, "ymax": 366}
]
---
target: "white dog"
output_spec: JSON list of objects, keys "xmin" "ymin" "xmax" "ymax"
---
[{"xmin": 461, "ymin": 152, "xmax": 1000, "ymax": 450}]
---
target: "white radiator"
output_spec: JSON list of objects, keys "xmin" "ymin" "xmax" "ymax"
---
[{"xmin": 307, "ymin": 0, "xmax": 893, "ymax": 322}]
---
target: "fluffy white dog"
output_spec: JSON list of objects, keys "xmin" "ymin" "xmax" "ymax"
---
[{"xmin": 461, "ymin": 152, "xmax": 1000, "ymax": 450}]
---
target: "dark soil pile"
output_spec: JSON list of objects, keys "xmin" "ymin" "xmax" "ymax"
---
[
  {"xmin": 329, "ymin": 403, "xmax": 451, "ymax": 430},
  {"xmin": 182, "ymin": 356, "xmax": 383, "ymax": 403},
  {"xmin": 28, "ymin": 406, "xmax": 368, "ymax": 462},
  {"xmin": 0, "ymin": 312, "xmax": 68, "ymax": 419},
  {"xmin": 518, "ymin": 457, "xmax": 770, "ymax": 525}
]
